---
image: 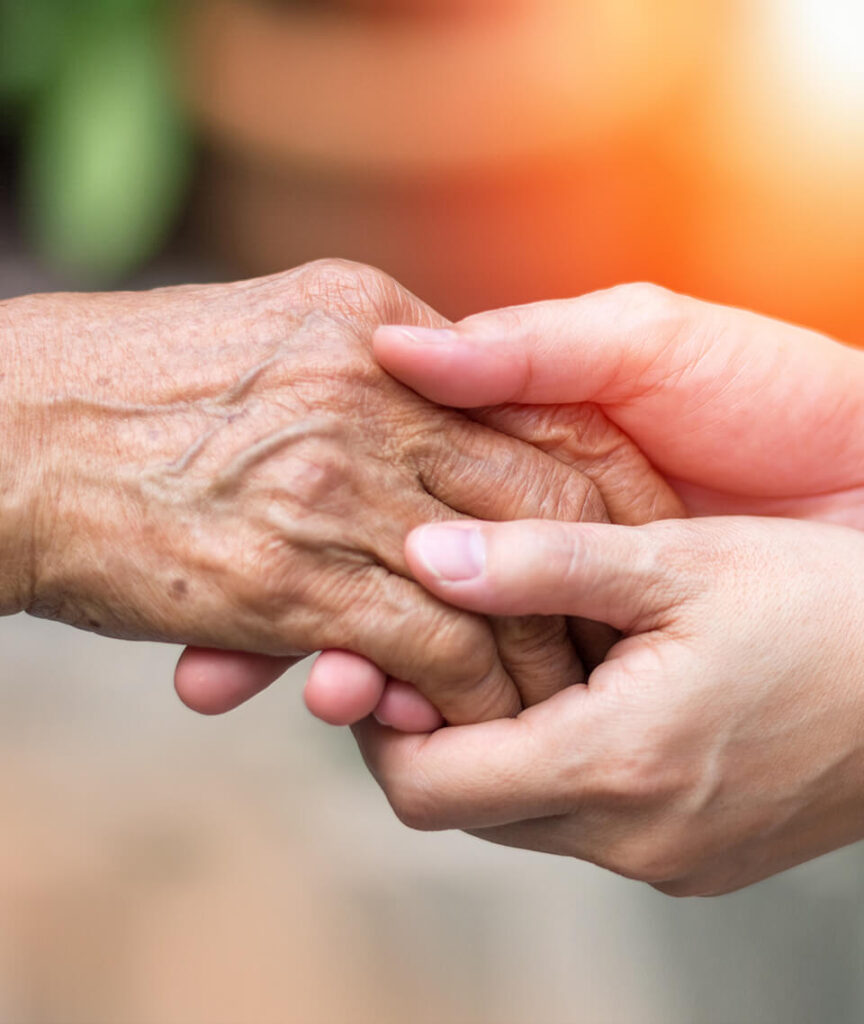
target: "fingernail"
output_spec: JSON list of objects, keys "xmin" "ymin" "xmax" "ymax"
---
[
  {"xmin": 378, "ymin": 325, "xmax": 459, "ymax": 345},
  {"xmin": 414, "ymin": 525, "xmax": 485, "ymax": 581}
]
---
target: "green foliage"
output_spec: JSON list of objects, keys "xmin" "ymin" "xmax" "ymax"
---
[
  {"xmin": 0, "ymin": 0, "xmax": 68, "ymax": 108},
  {"xmin": 1, "ymin": 0, "xmax": 191, "ymax": 281}
]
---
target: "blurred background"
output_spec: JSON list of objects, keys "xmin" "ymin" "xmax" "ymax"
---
[{"xmin": 2, "ymin": 1, "xmax": 864, "ymax": 1022}]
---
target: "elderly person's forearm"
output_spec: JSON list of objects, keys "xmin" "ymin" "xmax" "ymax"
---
[
  {"xmin": 0, "ymin": 297, "xmax": 45, "ymax": 616},
  {"xmin": 0, "ymin": 260, "xmax": 635, "ymax": 725}
]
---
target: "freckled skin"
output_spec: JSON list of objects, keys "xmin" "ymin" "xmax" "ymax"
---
[{"xmin": 0, "ymin": 261, "xmax": 674, "ymax": 724}]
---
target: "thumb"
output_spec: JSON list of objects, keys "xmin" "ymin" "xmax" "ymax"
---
[
  {"xmin": 372, "ymin": 284, "xmax": 697, "ymax": 409},
  {"xmin": 405, "ymin": 520, "xmax": 677, "ymax": 633}
]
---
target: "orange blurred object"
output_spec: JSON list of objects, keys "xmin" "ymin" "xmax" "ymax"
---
[
  {"xmin": 183, "ymin": 0, "xmax": 864, "ymax": 341},
  {"xmin": 182, "ymin": 0, "xmax": 710, "ymax": 317}
]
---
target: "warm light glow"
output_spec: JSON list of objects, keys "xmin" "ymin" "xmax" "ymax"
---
[{"xmin": 781, "ymin": 0, "xmax": 864, "ymax": 112}]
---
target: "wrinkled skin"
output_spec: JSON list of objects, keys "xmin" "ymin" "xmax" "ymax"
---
[
  {"xmin": 295, "ymin": 396, "xmax": 686, "ymax": 730},
  {"xmin": 175, "ymin": 359, "xmax": 684, "ymax": 718},
  {"xmin": 0, "ymin": 260, "xmax": 684, "ymax": 724},
  {"xmin": 302, "ymin": 282, "xmax": 864, "ymax": 729}
]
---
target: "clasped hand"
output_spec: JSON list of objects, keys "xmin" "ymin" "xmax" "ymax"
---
[
  {"xmin": 320, "ymin": 286, "xmax": 864, "ymax": 895},
  {"xmin": 1, "ymin": 262, "xmax": 678, "ymax": 727},
  {"xmin": 10, "ymin": 267, "xmax": 864, "ymax": 895}
]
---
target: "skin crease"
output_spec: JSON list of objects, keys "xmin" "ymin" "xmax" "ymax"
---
[
  {"xmin": 298, "ymin": 285, "xmax": 864, "ymax": 730},
  {"xmin": 1, "ymin": 258, "xmax": 679, "ymax": 726},
  {"xmin": 369, "ymin": 286, "xmax": 864, "ymax": 524},
  {"xmin": 178, "ymin": 291, "xmax": 688, "ymax": 718},
  {"xmin": 354, "ymin": 515, "xmax": 864, "ymax": 897}
]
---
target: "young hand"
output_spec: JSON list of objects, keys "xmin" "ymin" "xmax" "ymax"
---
[{"xmin": 354, "ymin": 515, "xmax": 864, "ymax": 896}]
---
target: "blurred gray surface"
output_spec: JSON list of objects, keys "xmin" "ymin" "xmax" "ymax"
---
[
  {"xmin": 2, "ymin": 234, "xmax": 864, "ymax": 1024},
  {"xmin": 2, "ymin": 613, "xmax": 863, "ymax": 1024}
]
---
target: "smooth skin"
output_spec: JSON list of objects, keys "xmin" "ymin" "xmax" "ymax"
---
[
  {"xmin": 354, "ymin": 514, "xmax": 864, "ymax": 897},
  {"xmin": 300, "ymin": 283, "xmax": 864, "ymax": 729}
]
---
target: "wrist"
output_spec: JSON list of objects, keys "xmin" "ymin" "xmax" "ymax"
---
[{"xmin": 0, "ymin": 295, "xmax": 50, "ymax": 616}]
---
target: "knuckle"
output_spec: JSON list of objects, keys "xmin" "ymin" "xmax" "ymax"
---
[
  {"xmin": 414, "ymin": 611, "xmax": 517, "ymax": 723},
  {"xmin": 495, "ymin": 615, "xmax": 580, "ymax": 691},
  {"xmin": 553, "ymin": 472, "xmax": 608, "ymax": 524},
  {"xmin": 296, "ymin": 257, "xmax": 374, "ymax": 288},
  {"xmin": 496, "ymin": 613, "xmax": 567, "ymax": 654},
  {"xmin": 597, "ymin": 734, "xmax": 687, "ymax": 810},
  {"xmin": 242, "ymin": 529, "xmax": 364, "ymax": 619},
  {"xmin": 323, "ymin": 570, "xmax": 514, "ymax": 723},
  {"xmin": 602, "ymin": 283, "xmax": 694, "ymax": 381},
  {"xmin": 424, "ymin": 609, "xmax": 490, "ymax": 678},
  {"xmin": 280, "ymin": 443, "xmax": 356, "ymax": 512},
  {"xmin": 236, "ymin": 539, "xmax": 305, "ymax": 611},
  {"xmin": 538, "ymin": 404, "xmax": 623, "ymax": 467},
  {"xmin": 426, "ymin": 609, "xmax": 473, "ymax": 660},
  {"xmin": 506, "ymin": 459, "xmax": 604, "ymax": 524},
  {"xmin": 295, "ymin": 258, "xmax": 397, "ymax": 320},
  {"xmin": 607, "ymin": 281, "xmax": 682, "ymax": 316},
  {"xmin": 593, "ymin": 740, "xmax": 697, "ymax": 885}
]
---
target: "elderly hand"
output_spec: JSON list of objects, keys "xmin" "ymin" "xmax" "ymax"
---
[
  {"xmin": 305, "ymin": 283, "xmax": 864, "ymax": 729},
  {"xmin": 355, "ymin": 515, "xmax": 864, "ymax": 896},
  {"xmin": 0, "ymin": 259, "xmax": 654, "ymax": 725},
  {"xmin": 179, "ymin": 284, "xmax": 691, "ymax": 721}
]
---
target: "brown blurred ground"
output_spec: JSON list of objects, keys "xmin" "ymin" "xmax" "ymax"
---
[{"xmin": 3, "ymin": 612, "xmax": 864, "ymax": 1024}]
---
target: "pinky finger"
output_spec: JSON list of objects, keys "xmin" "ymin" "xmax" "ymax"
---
[{"xmin": 175, "ymin": 648, "xmax": 302, "ymax": 715}]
